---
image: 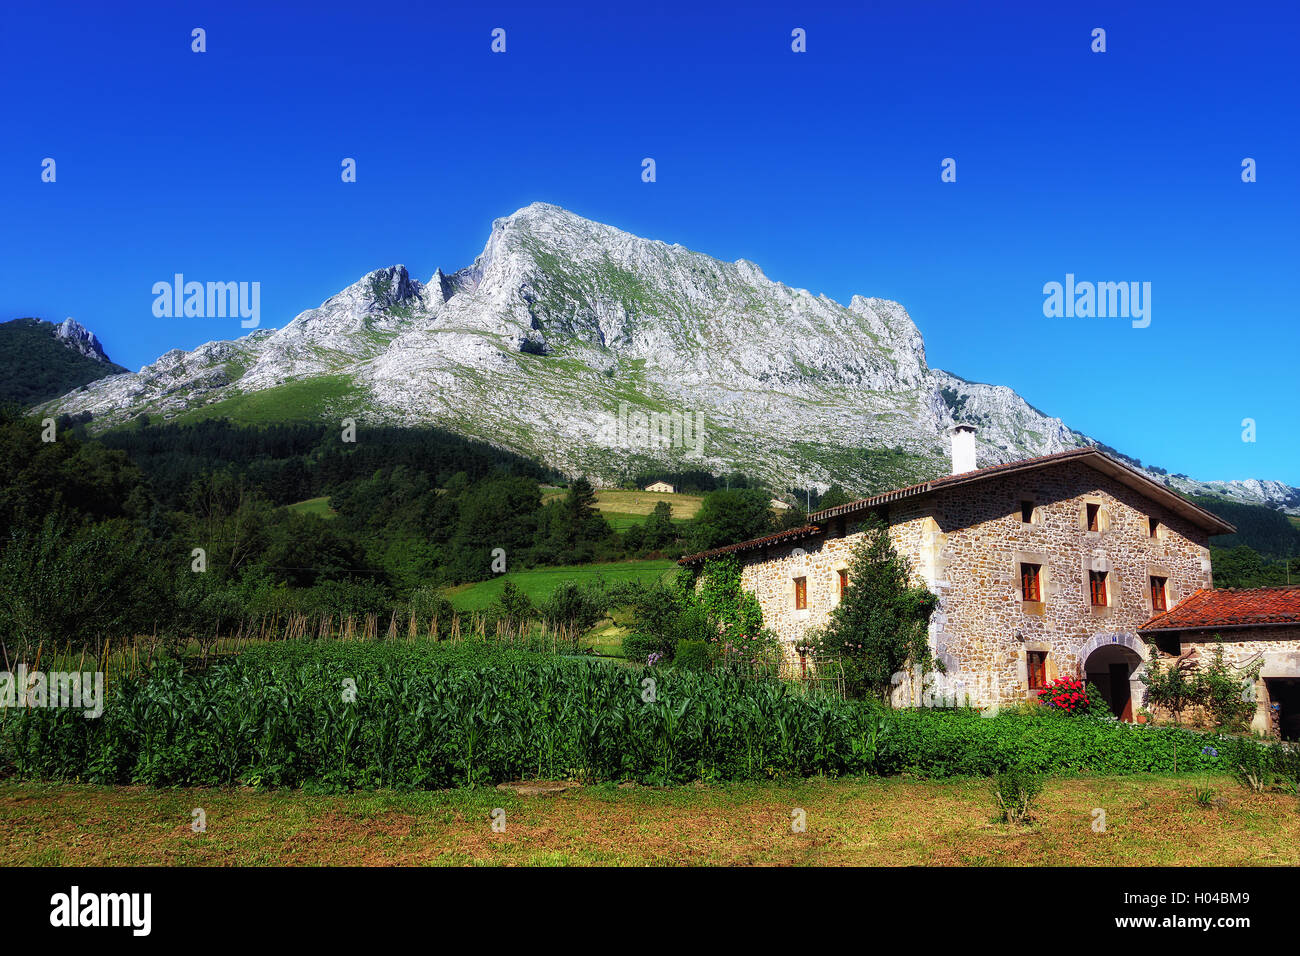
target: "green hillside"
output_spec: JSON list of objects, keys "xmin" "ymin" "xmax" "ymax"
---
[
  {"xmin": 173, "ymin": 375, "xmax": 366, "ymax": 425},
  {"xmin": 0, "ymin": 318, "xmax": 128, "ymax": 406},
  {"xmin": 286, "ymin": 496, "xmax": 337, "ymax": 519},
  {"xmin": 1192, "ymin": 496, "xmax": 1300, "ymax": 559},
  {"xmin": 440, "ymin": 559, "xmax": 676, "ymax": 612},
  {"xmin": 541, "ymin": 487, "xmax": 702, "ymax": 531}
]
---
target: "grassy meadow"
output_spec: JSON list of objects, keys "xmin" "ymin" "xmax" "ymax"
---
[
  {"xmin": 541, "ymin": 487, "xmax": 702, "ymax": 530},
  {"xmin": 2, "ymin": 775, "xmax": 1296, "ymax": 866},
  {"xmin": 285, "ymin": 496, "xmax": 337, "ymax": 519},
  {"xmin": 439, "ymin": 559, "xmax": 676, "ymax": 613}
]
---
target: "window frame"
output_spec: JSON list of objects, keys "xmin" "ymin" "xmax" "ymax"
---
[
  {"xmin": 1086, "ymin": 502, "xmax": 1100, "ymax": 532},
  {"xmin": 1089, "ymin": 569, "xmax": 1108, "ymax": 607},
  {"xmin": 1150, "ymin": 575, "xmax": 1168, "ymax": 612},
  {"xmin": 793, "ymin": 576, "xmax": 807, "ymax": 610},
  {"xmin": 1027, "ymin": 651, "xmax": 1048, "ymax": 690},
  {"xmin": 1020, "ymin": 562, "xmax": 1042, "ymax": 602}
]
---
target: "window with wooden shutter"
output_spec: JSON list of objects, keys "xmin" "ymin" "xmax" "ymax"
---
[
  {"xmin": 1086, "ymin": 503, "xmax": 1100, "ymax": 532},
  {"xmin": 837, "ymin": 568, "xmax": 848, "ymax": 599},
  {"xmin": 1021, "ymin": 563, "xmax": 1042, "ymax": 602},
  {"xmin": 1148, "ymin": 517, "xmax": 1160, "ymax": 538},
  {"xmin": 1027, "ymin": 651, "xmax": 1048, "ymax": 690},
  {"xmin": 1150, "ymin": 576, "xmax": 1167, "ymax": 612},
  {"xmin": 1089, "ymin": 570, "xmax": 1108, "ymax": 606},
  {"xmin": 794, "ymin": 576, "xmax": 807, "ymax": 610},
  {"xmin": 1020, "ymin": 500, "xmax": 1034, "ymax": 523}
]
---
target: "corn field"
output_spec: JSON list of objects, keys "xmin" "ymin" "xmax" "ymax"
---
[
  {"xmin": 0, "ymin": 641, "xmax": 891, "ymax": 788},
  {"xmin": 0, "ymin": 610, "xmax": 589, "ymax": 685}
]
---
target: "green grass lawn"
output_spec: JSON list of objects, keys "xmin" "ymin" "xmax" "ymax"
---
[
  {"xmin": 285, "ymin": 496, "xmax": 337, "ymax": 519},
  {"xmin": 2, "ymin": 775, "xmax": 1295, "ymax": 866},
  {"xmin": 599, "ymin": 510, "xmax": 691, "ymax": 532},
  {"xmin": 440, "ymin": 559, "xmax": 677, "ymax": 612}
]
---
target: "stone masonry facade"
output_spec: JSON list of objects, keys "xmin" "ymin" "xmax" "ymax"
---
[
  {"xmin": 736, "ymin": 459, "xmax": 1223, "ymax": 712},
  {"xmin": 1145, "ymin": 626, "xmax": 1300, "ymax": 736}
]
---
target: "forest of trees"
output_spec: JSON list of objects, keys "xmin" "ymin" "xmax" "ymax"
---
[
  {"xmin": 0, "ymin": 318, "xmax": 129, "ymax": 405},
  {"xmin": 0, "ymin": 409, "xmax": 815, "ymax": 651},
  {"xmin": 2, "ymin": 406, "xmax": 1296, "ymax": 651},
  {"xmin": 1193, "ymin": 495, "xmax": 1300, "ymax": 588}
]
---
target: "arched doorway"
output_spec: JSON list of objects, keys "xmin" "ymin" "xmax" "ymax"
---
[{"xmin": 1079, "ymin": 634, "xmax": 1148, "ymax": 721}]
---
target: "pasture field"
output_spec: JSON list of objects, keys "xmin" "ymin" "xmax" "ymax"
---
[
  {"xmin": 541, "ymin": 488, "xmax": 703, "ymax": 521},
  {"xmin": 440, "ymin": 559, "xmax": 676, "ymax": 612},
  {"xmin": 285, "ymin": 496, "xmax": 337, "ymax": 518},
  {"xmin": 1, "ymin": 775, "xmax": 1296, "ymax": 866}
]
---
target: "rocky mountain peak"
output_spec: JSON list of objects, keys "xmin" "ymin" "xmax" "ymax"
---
[
  {"xmin": 54, "ymin": 317, "xmax": 113, "ymax": 364},
  {"xmin": 33, "ymin": 204, "xmax": 1299, "ymax": 513}
]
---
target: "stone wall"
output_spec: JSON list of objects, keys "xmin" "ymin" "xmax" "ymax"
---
[{"xmin": 1150, "ymin": 627, "xmax": 1300, "ymax": 735}]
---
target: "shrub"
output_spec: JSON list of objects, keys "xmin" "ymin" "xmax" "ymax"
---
[
  {"xmin": 874, "ymin": 709, "xmax": 1273, "ymax": 778},
  {"xmin": 1199, "ymin": 642, "xmax": 1262, "ymax": 731},
  {"xmin": 1232, "ymin": 740, "xmax": 1300, "ymax": 793},
  {"xmin": 489, "ymin": 581, "xmax": 536, "ymax": 628},
  {"xmin": 1142, "ymin": 642, "xmax": 1264, "ymax": 731},
  {"xmin": 674, "ymin": 640, "xmax": 714, "ymax": 672},
  {"xmin": 406, "ymin": 586, "xmax": 455, "ymax": 623},
  {"xmin": 536, "ymin": 580, "xmax": 608, "ymax": 633},
  {"xmin": 1036, "ymin": 677, "xmax": 1108, "ymax": 716},
  {"xmin": 992, "ymin": 767, "xmax": 1042, "ymax": 825},
  {"xmin": 1140, "ymin": 654, "xmax": 1203, "ymax": 724},
  {"xmin": 623, "ymin": 631, "xmax": 674, "ymax": 664}
]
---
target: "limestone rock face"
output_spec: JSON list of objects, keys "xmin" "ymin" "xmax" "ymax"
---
[
  {"xmin": 54, "ymin": 318, "xmax": 113, "ymax": 363},
  {"xmin": 36, "ymin": 203, "xmax": 1298, "ymax": 511}
]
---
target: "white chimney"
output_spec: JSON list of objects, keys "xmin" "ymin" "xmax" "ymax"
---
[{"xmin": 949, "ymin": 424, "xmax": 977, "ymax": 474}]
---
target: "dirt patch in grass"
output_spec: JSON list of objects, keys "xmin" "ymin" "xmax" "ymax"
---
[{"xmin": 0, "ymin": 775, "xmax": 1295, "ymax": 866}]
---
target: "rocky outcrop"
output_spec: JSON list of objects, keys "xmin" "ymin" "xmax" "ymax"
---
[{"xmin": 54, "ymin": 318, "xmax": 114, "ymax": 363}]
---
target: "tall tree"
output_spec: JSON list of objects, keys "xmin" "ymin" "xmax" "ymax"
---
[
  {"xmin": 687, "ymin": 487, "xmax": 773, "ymax": 552},
  {"xmin": 820, "ymin": 516, "xmax": 939, "ymax": 700}
]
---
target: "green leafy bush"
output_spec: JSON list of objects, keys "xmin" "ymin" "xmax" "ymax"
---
[
  {"xmin": 992, "ymin": 767, "xmax": 1042, "ymax": 825},
  {"xmin": 674, "ymin": 640, "xmax": 714, "ymax": 671},
  {"xmin": 874, "ymin": 710, "xmax": 1275, "ymax": 778},
  {"xmin": 623, "ymin": 631, "xmax": 674, "ymax": 664},
  {"xmin": 1232, "ymin": 739, "xmax": 1300, "ymax": 793},
  {"xmin": 1141, "ymin": 641, "xmax": 1261, "ymax": 730},
  {"xmin": 1036, "ymin": 677, "xmax": 1109, "ymax": 717},
  {"xmin": 1199, "ymin": 643, "xmax": 1262, "ymax": 731},
  {"xmin": 536, "ymin": 580, "xmax": 608, "ymax": 632}
]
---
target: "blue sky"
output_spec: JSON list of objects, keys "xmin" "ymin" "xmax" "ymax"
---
[{"xmin": 2, "ymin": 1, "xmax": 1296, "ymax": 483}]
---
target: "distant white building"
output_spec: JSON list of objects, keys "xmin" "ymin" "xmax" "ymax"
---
[
  {"xmin": 645, "ymin": 481, "xmax": 675, "ymax": 494},
  {"xmin": 770, "ymin": 499, "xmax": 792, "ymax": 510}
]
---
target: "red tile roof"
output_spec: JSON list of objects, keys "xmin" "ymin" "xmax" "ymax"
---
[
  {"xmin": 1139, "ymin": 586, "xmax": 1300, "ymax": 632},
  {"xmin": 678, "ymin": 525, "xmax": 822, "ymax": 565},
  {"xmin": 679, "ymin": 446, "xmax": 1235, "ymax": 565}
]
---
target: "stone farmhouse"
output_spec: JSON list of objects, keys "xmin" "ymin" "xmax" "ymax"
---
[{"xmin": 680, "ymin": 426, "xmax": 1300, "ymax": 738}]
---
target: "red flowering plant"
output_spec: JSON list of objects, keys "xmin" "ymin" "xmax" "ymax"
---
[{"xmin": 1036, "ymin": 676, "xmax": 1107, "ymax": 716}]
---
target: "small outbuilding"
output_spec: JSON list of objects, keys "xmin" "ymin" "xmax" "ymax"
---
[{"xmin": 1139, "ymin": 585, "xmax": 1300, "ymax": 739}]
